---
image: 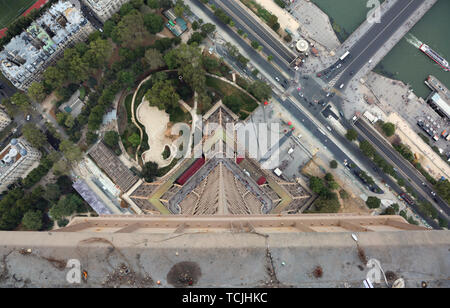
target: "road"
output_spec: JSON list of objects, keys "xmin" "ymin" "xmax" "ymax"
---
[
  {"xmin": 189, "ymin": 0, "xmax": 443, "ymax": 228},
  {"xmin": 212, "ymin": 0, "xmax": 296, "ymax": 64},
  {"xmin": 320, "ymin": 0, "xmax": 425, "ymax": 89},
  {"xmin": 355, "ymin": 118, "xmax": 450, "ymax": 219}
]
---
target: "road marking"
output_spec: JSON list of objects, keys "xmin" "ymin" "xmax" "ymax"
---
[
  {"xmin": 215, "ymin": 0, "xmax": 294, "ymax": 64},
  {"xmin": 336, "ymin": 0, "xmax": 417, "ymax": 86}
]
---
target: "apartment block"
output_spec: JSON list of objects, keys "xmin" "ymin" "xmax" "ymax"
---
[
  {"xmin": 0, "ymin": 0, "xmax": 94, "ymax": 91},
  {"xmin": 0, "ymin": 138, "xmax": 41, "ymax": 192},
  {"xmin": 0, "ymin": 109, "xmax": 12, "ymax": 131},
  {"xmin": 82, "ymin": 0, "xmax": 131, "ymax": 22}
]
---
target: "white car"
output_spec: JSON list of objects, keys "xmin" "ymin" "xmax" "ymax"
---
[
  {"xmin": 339, "ymin": 83, "xmax": 345, "ymax": 89},
  {"xmin": 275, "ymin": 77, "xmax": 280, "ymax": 82}
]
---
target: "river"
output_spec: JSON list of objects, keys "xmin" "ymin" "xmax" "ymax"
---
[{"xmin": 311, "ymin": 0, "xmax": 449, "ymax": 99}]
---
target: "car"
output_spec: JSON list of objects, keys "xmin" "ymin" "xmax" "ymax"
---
[
  {"xmin": 326, "ymin": 92, "xmax": 331, "ymax": 97},
  {"xmin": 26, "ymin": 114, "xmax": 31, "ymax": 121},
  {"xmin": 368, "ymin": 59, "xmax": 373, "ymax": 64},
  {"xmin": 316, "ymin": 73, "xmax": 322, "ymax": 77},
  {"xmin": 326, "ymin": 126, "xmax": 332, "ymax": 132},
  {"xmin": 339, "ymin": 83, "xmax": 345, "ymax": 89},
  {"xmin": 336, "ymin": 64, "xmax": 342, "ymax": 69},
  {"xmin": 275, "ymin": 77, "xmax": 280, "ymax": 82},
  {"xmin": 431, "ymin": 191, "xmax": 436, "ymax": 196},
  {"xmin": 349, "ymin": 71, "xmax": 354, "ymax": 75},
  {"xmin": 297, "ymin": 87, "xmax": 301, "ymax": 91}
]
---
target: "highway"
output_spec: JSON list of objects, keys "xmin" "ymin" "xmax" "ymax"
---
[
  {"xmin": 355, "ymin": 118, "xmax": 450, "ymax": 218},
  {"xmin": 323, "ymin": 0, "xmax": 425, "ymax": 89}
]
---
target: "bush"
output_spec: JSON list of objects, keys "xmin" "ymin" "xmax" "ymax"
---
[
  {"xmin": 366, "ymin": 196, "xmax": 381, "ymax": 209},
  {"xmin": 381, "ymin": 122, "xmax": 396, "ymax": 137},
  {"xmin": 346, "ymin": 129, "xmax": 358, "ymax": 141},
  {"xmin": 330, "ymin": 160, "xmax": 338, "ymax": 169}
]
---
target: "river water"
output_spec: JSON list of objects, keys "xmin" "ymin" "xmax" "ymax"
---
[{"xmin": 311, "ymin": 0, "xmax": 449, "ymax": 99}]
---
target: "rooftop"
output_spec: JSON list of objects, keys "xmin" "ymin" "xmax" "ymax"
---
[
  {"xmin": 127, "ymin": 102, "xmax": 312, "ymax": 215},
  {"xmin": 0, "ymin": 215, "xmax": 447, "ymax": 288},
  {"xmin": 88, "ymin": 142, "xmax": 139, "ymax": 193},
  {"xmin": 0, "ymin": 0, "xmax": 89, "ymax": 88}
]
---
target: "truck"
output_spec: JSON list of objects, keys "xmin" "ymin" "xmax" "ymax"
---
[
  {"xmin": 340, "ymin": 51, "xmax": 350, "ymax": 61},
  {"xmin": 274, "ymin": 168, "xmax": 283, "ymax": 177}
]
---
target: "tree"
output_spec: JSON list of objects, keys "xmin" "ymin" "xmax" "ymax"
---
[
  {"xmin": 142, "ymin": 161, "xmax": 159, "ymax": 182},
  {"xmin": 251, "ymin": 41, "xmax": 260, "ymax": 49},
  {"xmin": 84, "ymin": 38, "xmax": 113, "ymax": 68},
  {"xmin": 128, "ymin": 133, "xmax": 141, "ymax": 147},
  {"xmin": 145, "ymin": 80, "xmax": 180, "ymax": 111},
  {"xmin": 382, "ymin": 122, "xmax": 396, "ymax": 137},
  {"xmin": 59, "ymin": 140, "xmax": 82, "ymax": 162},
  {"xmin": 61, "ymin": 48, "xmax": 89, "ymax": 83},
  {"xmin": 11, "ymin": 92, "xmax": 31, "ymax": 112},
  {"xmin": 359, "ymin": 140, "xmax": 376, "ymax": 158},
  {"xmin": 22, "ymin": 123, "xmax": 47, "ymax": 148},
  {"xmin": 187, "ymin": 32, "xmax": 204, "ymax": 45},
  {"xmin": 27, "ymin": 82, "xmax": 47, "ymax": 102},
  {"xmin": 330, "ymin": 160, "xmax": 338, "ymax": 169},
  {"xmin": 44, "ymin": 183, "xmax": 61, "ymax": 202},
  {"xmin": 174, "ymin": 4, "xmax": 184, "ymax": 17},
  {"xmin": 248, "ymin": 80, "xmax": 271, "ymax": 101},
  {"xmin": 200, "ymin": 23, "xmax": 216, "ymax": 36},
  {"xmin": 345, "ymin": 129, "xmax": 358, "ymax": 141},
  {"xmin": 104, "ymin": 131, "xmax": 120, "ymax": 148},
  {"xmin": 116, "ymin": 10, "xmax": 147, "ymax": 48},
  {"xmin": 43, "ymin": 66, "xmax": 66, "ymax": 89},
  {"xmin": 144, "ymin": 49, "xmax": 165, "ymax": 71},
  {"xmin": 21, "ymin": 210, "xmax": 43, "ymax": 231},
  {"xmin": 143, "ymin": 13, "xmax": 164, "ymax": 34},
  {"xmin": 366, "ymin": 196, "xmax": 381, "ymax": 209},
  {"xmin": 49, "ymin": 194, "xmax": 83, "ymax": 221},
  {"xmin": 309, "ymin": 176, "xmax": 325, "ymax": 194},
  {"xmin": 223, "ymin": 95, "xmax": 243, "ymax": 114}
]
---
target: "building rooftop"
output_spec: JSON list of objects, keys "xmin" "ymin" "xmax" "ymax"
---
[
  {"xmin": 127, "ymin": 102, "xmax": 312, "ymax": 215},
  {"xmin": 0, "ymin": 214, "xmax": 447, "ymax": 288},
  {"xmin": 431, "ymin": 92, "xmax": 450, "ymax": 119},
  {"xmin": 0, "ymin": 0, "xmax": 89, "ymax": 88},
  {"xmin": 88, "ymin": 142, "xmax": 139, "ymax": 193}
]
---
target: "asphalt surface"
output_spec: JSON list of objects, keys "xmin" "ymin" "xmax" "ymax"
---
[
  {"xmin": 212, "ymin": 0, "xmax": 297, "ymax": 65},
  {"xmin": 322, "ymin": 0, "xmax": 425, "ymax": 89},
  {"xmin": 355, "ymin": 118, "xmax": 450, "ymax": 219},
  {"xmin": 191, "ymin": 0, "xmax": 444, "ymax": 228}
]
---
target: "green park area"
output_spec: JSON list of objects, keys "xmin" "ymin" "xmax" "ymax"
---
[{"xmin": 0, "ymin": 0, "xmax": 36, "ymax": 28}]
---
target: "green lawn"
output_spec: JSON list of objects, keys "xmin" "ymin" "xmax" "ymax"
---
[{"xmin": 0, "ymin": 0, "xmax": 36, "ymax": 28}]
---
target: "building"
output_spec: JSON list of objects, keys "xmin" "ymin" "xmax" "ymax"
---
[
  {"xmin": 0, "ymin": 138, "xmax": 41, "ymax": 192},
  {"xmin": 81, "ymin": 0, "xmax": 130, "ymax": 22},
  {"xmin": 428, "ymin": 92, "xmax": 450, "ymax": 119},
  {"xmin": 163, "ymin": 8, "xmax": 188, "ymax": 37},
  {"xmin": 125, "ymin": 101, "xmax": 312, "ymax": 215},
  {"xmin": 0, "ymin": 109, "xmax": 12, "ymax": 131},
  {"xmin": 0, "ymin": 1, "xmax": 94, "ymax": 90},
  {"xmin": 0, "ymin": 214, "xmax": 448, "ymax": 287}
]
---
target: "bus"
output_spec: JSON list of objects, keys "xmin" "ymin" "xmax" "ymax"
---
[
  {"xmin": 340, "ymin": 51, "xmax": 350, "ymax": 61},
  {"xmin": 400, "ymin": 193, "xmax": 415, "ymax": 206}
]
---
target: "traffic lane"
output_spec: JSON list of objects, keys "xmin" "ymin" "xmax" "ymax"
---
[
  {"xmin": 207, "ymin": 0, "xmax": 293, "ymax": 73},
  {"xmin": 192, "ymin": 0, "xmax": 292, "ymax": 82},
  {"xmin": 215, "ymin": 0, "xmax": 296, "ymax": 63},
  {"xmin": 320, "ymin": 0, "xmax": 416, "ymax": 79},
  {"xmin": 355, "ymin": 120, "xmax": 450, "ymax": 218},
  {"xmin": 335, "ymin": 0, "xmax": 423, "ymax": 88}
]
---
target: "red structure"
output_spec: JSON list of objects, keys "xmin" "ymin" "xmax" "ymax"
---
[
  {"xmin": 23, "ymin": 0, "xmax": 48, "ymax": 17},
  {"xmin": 256, "ymin": 176, "xmax": 266, "ymax": 185},
  {"xmin": 236, "ymin": 157, "xmax": 244, "ymax": 164},
  {"xmin": 176, "ymin": 157, "xmax": 205, "ymax": 185}
]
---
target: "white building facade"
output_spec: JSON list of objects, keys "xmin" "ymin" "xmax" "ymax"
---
[
  {"xmin": 0, "ymin": 138, "xmax": 41, "ymax": 192},
  {"xmin": 82, "ymin": 0, "xmax": 131, "ymax": 22}
]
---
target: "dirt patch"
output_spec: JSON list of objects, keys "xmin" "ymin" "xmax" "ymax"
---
[
  {"xmin": 166, "ymin": 261, "xmax": 201, "ymax": 287},
  {"xmin": 103, "ymin": 263, "xmax": 153, "ymax": 288},
  {"xmin": 312, "ymin": 266, "xmax": 323, "ymax": 278},
  {"xmin": 357, "ymin": 245, "xmax": 368, "ymax": 264}
]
